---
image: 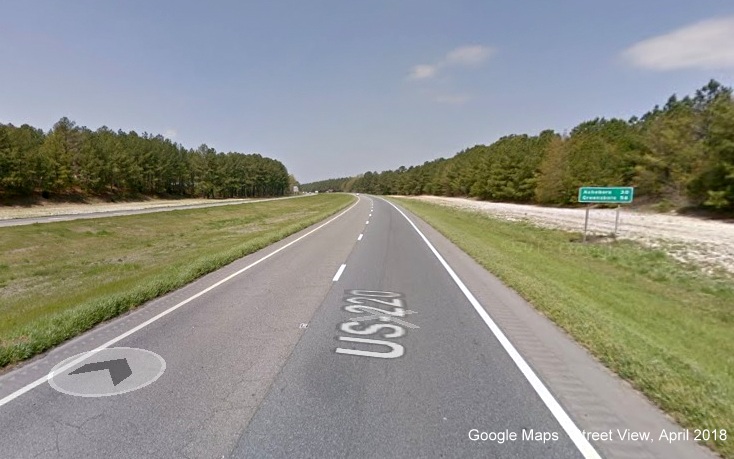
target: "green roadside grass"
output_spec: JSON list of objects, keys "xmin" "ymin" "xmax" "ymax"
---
[
  {"xmin": 392, "ymin": 197, "xmax": 734, "ymax": 458},
  {"xmin": 0, "ymin": 194, "xmax": 354, "ymax": 369}
]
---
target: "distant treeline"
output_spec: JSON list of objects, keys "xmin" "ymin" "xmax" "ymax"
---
[
  {"xmin": 0, "ymin": 117, "xmax": 291, "ymax": 200},
  {"xmin": 302, "ymin": 80, "xmax": 734, "ymax": 211}
]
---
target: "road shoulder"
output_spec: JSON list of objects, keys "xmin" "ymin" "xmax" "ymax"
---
[{"xmin": 388, "ymin": 198, "xmax": 716, "ymax": 459}]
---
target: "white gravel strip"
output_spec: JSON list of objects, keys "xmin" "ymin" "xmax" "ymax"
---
[{"xmin": 407, "ymin": 195, "xmax": 734, "ymax": 276}]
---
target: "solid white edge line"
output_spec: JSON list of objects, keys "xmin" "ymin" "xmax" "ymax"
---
[
  {"xmin": 381, "ymin": 198, "xmax": 602, "ymax": 459},
  {"xmin": 357, "ymin": 234, "xmax": 363, "ymax": 241},
  {"xmin": 0, "ymin": 196, "xmax": 362, "ymax": 409},
  {"xmin": 333, "ymin": 264, "xmax": 347, "ymax": 282}
]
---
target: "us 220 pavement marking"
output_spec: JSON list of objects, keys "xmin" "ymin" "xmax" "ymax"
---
[{"xmin": 334, "ymin": 289, "xmax": 419, "ymax": 359}]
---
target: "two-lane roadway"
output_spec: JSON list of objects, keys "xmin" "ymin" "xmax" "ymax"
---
[{"xmin": 0, "ymin": 195, "xmax": 714, "ymax": 458}]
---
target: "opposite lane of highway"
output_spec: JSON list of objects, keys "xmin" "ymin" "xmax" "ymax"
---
[{"xmin": 0, "ymin": 195, "xmax": 306, "ymax": 227}]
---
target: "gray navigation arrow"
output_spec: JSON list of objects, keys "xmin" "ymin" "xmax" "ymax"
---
[{"xmin": 69, "ymin": 359, "xmax": 133, "ymax": 386}]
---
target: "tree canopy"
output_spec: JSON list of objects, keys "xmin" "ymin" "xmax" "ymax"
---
[
  {"xmin": 302, "ymin": 80, "xmax": 734, "ymax": 211},
  {"xmin": 0, "ymin": 118, "xmax": 291, "ymax": 200}
]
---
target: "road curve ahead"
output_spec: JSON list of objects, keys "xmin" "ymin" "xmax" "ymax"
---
[{"xmin": 0, "ymin": 195, "xmax": 713, "ymax": 458}]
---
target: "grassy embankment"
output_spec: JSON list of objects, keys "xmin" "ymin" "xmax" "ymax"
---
[
  {"xmin": 392, "ymin": 198, "xmax": 733, "ymax": 458},
  {"xmin": 0, "ymin": 194, "xmax": 354, "ymax": 368}
]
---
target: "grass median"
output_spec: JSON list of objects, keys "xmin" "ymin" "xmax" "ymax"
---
[
  {"xmin": 0, "ymin": 194, "xmax": 354, "ymax": 369},
  {"xmin": 392, "ymin": 197, "xmax": 734, "ymax": 458}
]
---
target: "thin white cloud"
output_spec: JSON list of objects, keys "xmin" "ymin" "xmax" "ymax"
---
[
  {"xmin": 163, "ymin": 129, "xmax": 177, "ymax": 139},
  {"xmin": 445, "ymin": 45, "xmax": 493, "ymax": 66},
  {"xmin": 408, "ymin": 64, "xmax": 439, "ymax": 80},
  {"xmin": 406, "ymin": 44, "xmax": 494, "ymax": 81},
  {"xmin": 622, "ymin": 16, "xmax": 734, "ymax": 70}
]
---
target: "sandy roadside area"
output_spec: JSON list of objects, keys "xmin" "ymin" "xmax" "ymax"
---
[
  {"xmin": 406, "ymin": 195, "xmax": 734, "ymax": 276},
  {"xmin": 0, "ymin": 198, "xmax": 254, "ymax": 220}
]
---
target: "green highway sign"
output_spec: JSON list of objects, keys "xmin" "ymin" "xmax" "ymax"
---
[{"xmin": 578, "ymin": 186, "xmax": 634, "ymax": 204}]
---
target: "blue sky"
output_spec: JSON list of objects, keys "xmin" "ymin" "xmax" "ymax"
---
[{"xmin": 2, "ymin": 1, "xmax": 734, "ymax": 183}]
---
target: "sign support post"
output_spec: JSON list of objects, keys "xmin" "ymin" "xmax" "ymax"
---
[{"xmin": 577, "ymin": 187, "xmax": 634, "ymax": 242}]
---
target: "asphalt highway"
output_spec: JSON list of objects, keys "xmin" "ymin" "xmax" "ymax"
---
[{"xmin": 0, "ymin": 195, "xmax": 715, "ymax": 458}]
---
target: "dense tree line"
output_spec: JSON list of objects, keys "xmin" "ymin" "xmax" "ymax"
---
[
  {"xmin": 303, "ymin": 80, "xmax": 734, "ymax": 211},
  {"xmin": 0, "ymin": 118, "xmax": 291, "ymax": 200},
  {"xmin": 299, "ymin": 177, "xmax": 353, "ymax": 193}
]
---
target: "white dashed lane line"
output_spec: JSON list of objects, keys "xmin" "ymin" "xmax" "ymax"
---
[{"xmin": 332, "ymin": 264, "xmax": 347, "ymax": 282}]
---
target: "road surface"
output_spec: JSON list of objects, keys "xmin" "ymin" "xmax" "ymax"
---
[{"xmin": 0, "ymin": 195, "xmax": 714, "ymax": 458}]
